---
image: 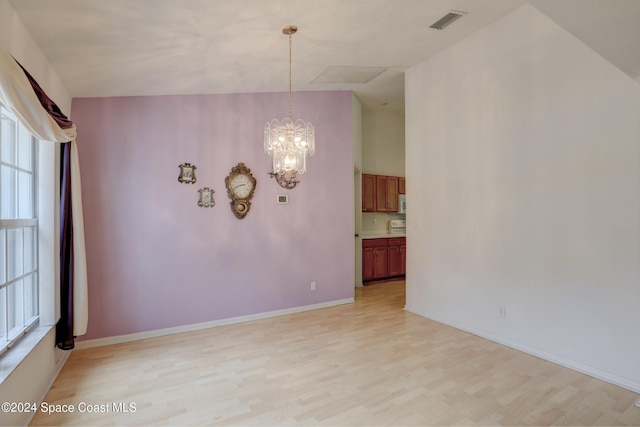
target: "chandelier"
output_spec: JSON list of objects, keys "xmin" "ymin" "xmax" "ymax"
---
[{"xmin": 264, "ymin": 25, "xmax": 315, "ymax": 189}]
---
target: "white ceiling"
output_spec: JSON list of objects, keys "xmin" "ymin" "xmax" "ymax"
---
[{"xmin": 8, "ymin": 0, "xmax": 640, "ymax": 112}]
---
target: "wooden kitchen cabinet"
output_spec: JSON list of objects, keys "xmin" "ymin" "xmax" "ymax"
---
[
  {"xmin": 363, "ymin": 237, "xmax": 406, "ymax": 283},
  {"xmin": 362, "ymin": 239, "xmax": 388, "ymax": 281},
  {"xmin": 362, "ymin": 174, "xmax": 376, "ymax": 212},
  {"xmin": 398, "ymin": 177, "xmax": 406, "ymax": 194},
  {"xmin": 375, "ymin": 175, "xmax": 399, "ymax": 212},
  {"xmin": 387, "ymin": 237, "xmax": 406, "ymax": 277},
  {"xmin": 362, "ymin": 173, "xmax": 405, "ymax": 213}
]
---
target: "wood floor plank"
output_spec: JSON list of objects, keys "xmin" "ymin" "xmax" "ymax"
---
[{"xmin": 29, "ymin": 280, "xmax": 640, "ymax": 426}]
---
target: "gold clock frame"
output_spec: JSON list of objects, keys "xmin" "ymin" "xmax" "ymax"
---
[{"xmin": 224, "ymin": 162, "xmax": 257, "ymax": 219}]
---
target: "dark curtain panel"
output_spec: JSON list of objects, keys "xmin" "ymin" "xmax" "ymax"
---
[
  {"xmin": 12, "ymin": 57, "xmax": 77, "ymax": 349},
  {"xmin": 14, "ymin": 60, "xmax": 74, "ymax": 129},
  {"xmin": 57, "ymin": 142, "xmax": 75, "ymax": 349}
]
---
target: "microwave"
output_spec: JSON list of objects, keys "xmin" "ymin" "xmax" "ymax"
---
[{"xmin": 398, "ymin": 194, "xmax": 406, "ymax": 214}]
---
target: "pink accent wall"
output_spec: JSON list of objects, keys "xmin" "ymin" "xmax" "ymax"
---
[{"xmin": 71, "ymin": 91, "xmax": 354, "ymax": 340}]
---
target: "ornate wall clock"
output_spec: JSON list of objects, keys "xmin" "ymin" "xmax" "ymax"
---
[{"xmin": 224, "ymin": 162, "xmax": 256, "ymax": 219}]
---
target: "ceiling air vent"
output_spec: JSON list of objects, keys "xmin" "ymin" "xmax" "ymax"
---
[
  {"xmin": 312, "ymin": 66, "xmax": 387, "ymax": 84},
  {"xmin": 430, "ymin": 10, "xmax": 467, "ymax": 30}
]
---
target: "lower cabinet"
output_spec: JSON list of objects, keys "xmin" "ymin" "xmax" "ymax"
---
[
  {"xmin": 363, "ymin": 237, "xmax": 406, "ymax": 283},
  {"xmin": 387, "ymin": 238, "xmax": 406, "ymax": 277},
  {"xmin": 363, "ymin": 239, "xmax": 388, "ymax": 282}
]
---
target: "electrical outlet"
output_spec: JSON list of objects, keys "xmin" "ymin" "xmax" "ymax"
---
[
  {"xmin": 310, "ymin": 281, "xmax": 317, "ymax": 291},
  {"xmin": 498, "ymin": 305, "xmax": 507, "ymax": 319}
]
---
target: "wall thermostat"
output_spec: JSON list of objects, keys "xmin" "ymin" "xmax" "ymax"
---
[{"xmin": 276, "ymin": 195, "xmax": 288, "ymax": 204}]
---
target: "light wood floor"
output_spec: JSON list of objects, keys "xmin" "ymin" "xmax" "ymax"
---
[{"xmin": 31, "ymin": 280, "xmax": 640, "ymax": 426}]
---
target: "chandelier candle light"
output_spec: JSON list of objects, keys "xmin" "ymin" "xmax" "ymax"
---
[{"xmin": 264, "ymin": 25, "xmax": 315, "ymax": 189}]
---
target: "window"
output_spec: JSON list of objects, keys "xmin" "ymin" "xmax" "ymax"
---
[{"xmin": 0, "ymin": 103, "xmax": 39, "ymax": 356}]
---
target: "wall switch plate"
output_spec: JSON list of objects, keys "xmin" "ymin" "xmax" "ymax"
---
[
  {"xmin": 310, "ymin": 281, "xmax": 317, "ymax": 291},
  {"xmin": 276, "ymin": 195, "xmax": 288, "ymax": 204}
]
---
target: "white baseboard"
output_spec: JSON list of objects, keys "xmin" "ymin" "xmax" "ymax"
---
[
  {"xmin": 76, "ymin": 298, "xmax": 354, "ymax": 350},
  {"xmin": 404, "ymin": 305, "xmax": 640, "ymax": 394}
]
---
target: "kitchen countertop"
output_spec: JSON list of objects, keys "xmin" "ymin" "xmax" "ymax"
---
[{"xmin": 361, "ymin": 232, "xmax": 406, "ymax": 239}]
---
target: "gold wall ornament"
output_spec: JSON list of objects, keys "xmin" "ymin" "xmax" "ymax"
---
[
  {"xmin": 268, "ymin": 170, "xmax": 299, "ymax": 189},
  {"xmin": 197, "ymin": 187, "xmax": 215, "ymax": 208},
  {"xmin": 224, "ymin": 162, "xmax": 256, "ymax": 219},
  {"xmin": 178, "ymin": 163, "xmax": 197, "ymax": 184}
]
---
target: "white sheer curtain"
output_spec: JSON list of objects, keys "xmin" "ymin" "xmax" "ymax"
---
[{"xmin": 0, "ymin": 48, "xmax": 88, "ymax": 336}]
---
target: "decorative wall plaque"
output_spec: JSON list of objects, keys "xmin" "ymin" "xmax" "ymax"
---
[
  {"xmin": 198, "ymin": 187, "xmax": 215, "ymax": 208},
  {"xmin": 178, "ymin": 163, "xmax": 196, "ymax": 184}
]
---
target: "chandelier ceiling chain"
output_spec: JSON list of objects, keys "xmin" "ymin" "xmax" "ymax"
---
[
  {"xmin": 286, "ymin": 25, "xmax": 294, "ymax": 121},
  {"xmin": 264, "ymin": 24, "xmax": 315, "ymax": 190}
]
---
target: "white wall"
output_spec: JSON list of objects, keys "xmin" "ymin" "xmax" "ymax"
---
[
  {"xmin": 353, "ymin": 95, "xmax": 364, "ymax": 286},
  {"xmin": 405, "ymin": 4, "xmax": 640, "ymax": 392},
  {"xmin": 0, "ymin": 1, "xmax": 71, "ymax": 424},
  {"xmin": 362, "ymin": 110, "xmax": 405, "ymax": 176},
  {"xmin": 352, "ymin": 94, "xmax": 363, "ymax": 172}
]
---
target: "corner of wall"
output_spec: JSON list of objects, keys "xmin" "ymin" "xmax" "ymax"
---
[
  {"xmin": 0, "ymin": 0, "xmax": 72, "ymax": 113},
  {"xmin": 352, "ymin": 93, "xmax": 363, "ymax": 171}
]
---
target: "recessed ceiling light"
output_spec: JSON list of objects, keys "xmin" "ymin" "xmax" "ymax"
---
[
  {"xmin": 312, "ymin": 66, "xmax": 387, "ymax": 84},
  {"xmin": 429, "ymin": 10, "xmax": 467, "ymax": 30}
]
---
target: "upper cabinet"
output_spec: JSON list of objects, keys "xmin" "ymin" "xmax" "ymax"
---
[
  {"xmin": 362, "ymin": 174, "xmax": 377, "ymax": 212},
  {"xmin": 362, "ymin": 173, "xmax": 404, "ymax": 213},
  {"xmin": 376, "ymin": 175, "xmax": 398, "ymax": 212},
  {"xmin": 398, "ymin": 177, "xmax": 406, "ymax": 194}
]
